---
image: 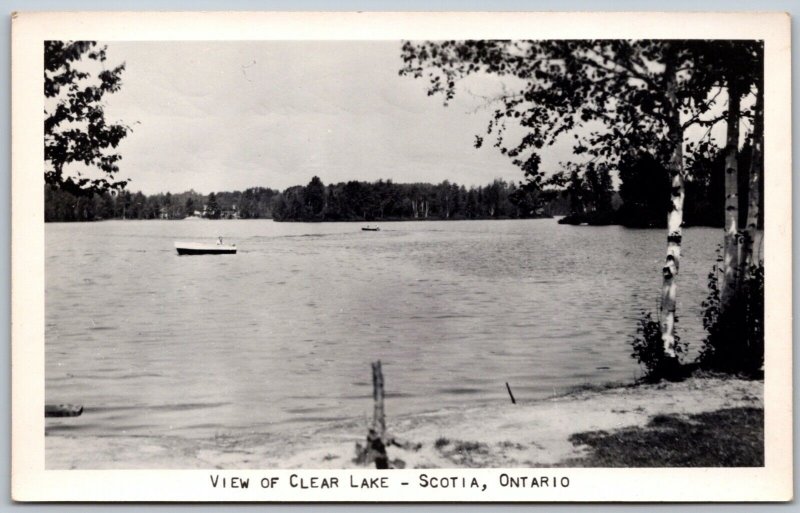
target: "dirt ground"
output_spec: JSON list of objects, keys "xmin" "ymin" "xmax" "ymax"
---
[{"xmin": 46, "ymin": 377, "xmax": 763, "ymax": 469}]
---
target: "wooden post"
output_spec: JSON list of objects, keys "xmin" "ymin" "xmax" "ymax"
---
[
  {"xmin": 372, "ymin": 360, "xmax": 386, "ymax": 437},
  {"xmin": 355, "ymin": 361, "xmax": 389, "ymax": 469},
  {"xmin": 368, "ymin": 360, "xmax": 388, "ymax": 469},
  {"xmin": 505, "ymin": 382, "xmax": 516, "ymax": 404}
]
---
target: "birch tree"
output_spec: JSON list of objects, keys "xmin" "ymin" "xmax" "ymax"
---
[
  {"xmin": 728, "ymin": 42, "xmax": 765, "ymax": 276},
  {"xmin": 699, "ymin": 41, "xmax": 764, "ymax": 309},
  {"xmin": 720, "ymin": 67, "xmax": 742, "ymax": 310},
  {"xmin": 743, "ymin": 68, "xmax": 764, "ymax": 270},
  {"xmin": 400, "ymin": 40, "xmax": 727, "ymax": 359}
]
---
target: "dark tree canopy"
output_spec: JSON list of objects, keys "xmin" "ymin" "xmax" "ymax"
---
[
  {"xmin": 205, "ymin": 192, "xmax": 221, "ymax": 219},
  {"xmin": 616, "ymin": 153, "xmax": 672, "ymax": 228},
  {"xmin": 45, "ymin": 41, "xmax": 131, "ymax": 196},
  {"xmin": 305, "ymin": 176, "xmax": 327, "ymax": 219},
  {"xmin": 399, "ymin": 40, "xmax": 742, "ymax": 187}
]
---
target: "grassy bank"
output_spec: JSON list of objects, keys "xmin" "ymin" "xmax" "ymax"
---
[{"xmin": 564, "ymin": 407, "xmax": 763, "ymax": 467}]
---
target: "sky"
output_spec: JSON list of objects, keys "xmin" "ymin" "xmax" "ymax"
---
[
  {"xmin": 67, "ymin": 40, "xmax": 737, "ymax": 196},
  {"xmin": 89, "ymin": 41, "xmax": 576, "ymax": 195}
]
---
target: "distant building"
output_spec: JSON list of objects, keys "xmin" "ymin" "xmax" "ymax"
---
[{"xmin": 221, "ymin": 204, "xmax": 239, "ymax": 219}]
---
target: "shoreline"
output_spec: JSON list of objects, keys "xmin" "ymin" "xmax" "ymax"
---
[
  {"xmin": 44, "ymin": 215, "xmax": 557, "ymax": 224},
  {"xmin": 43, "ymin": 216, "xmax": 725, "ymax": 228},
  {"xmin": 46, "ymin": 376, "xmax": 763, "ymax": 469}
]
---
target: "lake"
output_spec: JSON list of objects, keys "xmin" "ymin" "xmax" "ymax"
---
[{"xmin": 45, "ymin": 219, "xmax": 719, "ymax": 450}]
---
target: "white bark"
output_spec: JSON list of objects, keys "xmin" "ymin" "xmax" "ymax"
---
[
  {"xmin": 659, "ymin": 49, "xmax": 685, "ymax": 358},
  {"xmin": 720, "ymin": 76, "xmax": 742, "ymax": 309},
  {"xmin": 743, "ymin": 79, "xmax": 763, "ymax": 270}
]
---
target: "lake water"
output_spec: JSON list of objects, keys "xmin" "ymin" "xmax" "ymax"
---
[{"xmin": 45, "ymin": 219, "xmax": 719, "ymax": 448}]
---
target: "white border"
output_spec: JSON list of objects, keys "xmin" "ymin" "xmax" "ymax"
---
[{"xmin": 11, "ymin": 11, "xmax": 793, "ymax": 502}]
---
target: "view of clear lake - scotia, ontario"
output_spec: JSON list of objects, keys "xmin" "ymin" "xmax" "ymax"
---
[{"xmin": 44, "ymin": 39, "xmax": 764, "ymax": 469}]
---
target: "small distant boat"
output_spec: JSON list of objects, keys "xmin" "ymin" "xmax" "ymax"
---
[
  {"xmin": 175, "ymin": 238, "xmax": 237, "ymax": 255},
  {"xmin": 362, "ymin": 225, "xmax": 380, "ymax": 231}
]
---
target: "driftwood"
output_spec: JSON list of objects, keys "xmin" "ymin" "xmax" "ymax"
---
[
  {"xmin": 388, "ymin": 438, "xmax": 422, "ymax": 452},
  {"xmin": 45, "ymin": 404, "xmax": 83, "ymax": 417}
]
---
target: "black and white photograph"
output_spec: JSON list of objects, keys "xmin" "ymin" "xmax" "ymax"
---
[{"xmin": 11, "ymin": 11, "xmax": 792, "ymax": 502}]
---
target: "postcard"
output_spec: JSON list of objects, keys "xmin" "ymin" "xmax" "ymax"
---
[{"xmin": 11, "ymin": 11, "xmax": 792, "ymax": 502}]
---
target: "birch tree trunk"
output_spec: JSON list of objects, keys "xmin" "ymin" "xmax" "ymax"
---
[
  {"xmin": 742, "ymin": 77, "xmax": 763, "ymax": 270},
  {"xmin": 659, "ymin": 48, "xmax": 686, "ymax": 358},
  {"xmin": 720, "ymin": 76, "xmax": 742, "ymax": 309}
]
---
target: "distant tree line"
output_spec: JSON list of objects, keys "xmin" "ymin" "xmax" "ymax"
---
[
  {"xmin": 46, "ymin": 149, "xmax": 760, "ymax": 226},
  {"xmin": 271, "ymin": 177, "xmax": 566, "ymax": 222},
  {"xmin": 44, "ymin": 179, "xmax": 568, "ymax": 223},
  {"xmin": 553, "ymin": 144, "xmax": 762, "ymax": 229},
  {"xmin": 44, "ymin": 186, "xmax": 280, "ymax": 222}
]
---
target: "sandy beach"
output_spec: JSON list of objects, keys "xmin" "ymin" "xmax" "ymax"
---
[{"xmin": 46, "ymin": 376, "xmax": 763, "ymax": 469}]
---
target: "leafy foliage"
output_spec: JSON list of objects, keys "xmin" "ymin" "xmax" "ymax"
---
[
  {"xmin": 630, "ymin": 311, "xmax": 687, "ymax": 382},
  {"xmin": 272, "ymin": 176, "xmax": 555, "ymax": 222},
  {"xmin": 44, "ymin": 177, "xmax": 563, "ymax": 223},
  {"xmin": 616, "ymin": 154, "xmax": 671, "ymax": 228},
  {"xmin": 44, "ymin": 185, "xmax": 279, "ymax": 222},
  {"xmin": 304, "ymin": 176, "xmax": 327, "ymax": 220},
  {"xmin": 698, "ymin": 258, "xmax": 764, "ymax": 377},
  {"xmin": 205, "ymin": 192, "xmax": 221, "ymax": 219},
  {"xmin": 399, "ymin": 40, "xmax": 731, "ymax": 193},
  {"xmin": 550, "ymin": 162, "xmax": 617, "ymax": 225},
  {"xmin": 45, "ymin": 41, "xmax": 131, "ymax": 195}
]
